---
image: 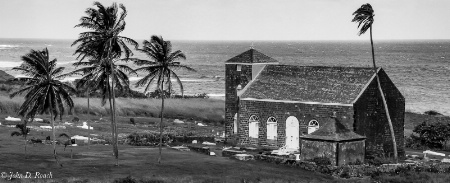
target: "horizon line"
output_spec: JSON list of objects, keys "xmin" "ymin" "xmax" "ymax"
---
[{"xmin": 1, "ymin": 37, "xmax": 450, "ymax": 42}]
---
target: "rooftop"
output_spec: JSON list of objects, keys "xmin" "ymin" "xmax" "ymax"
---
[
  {"xmin": 240, "ymin": 65, "xmax": 378, "ymax": 104},
  {"xmin": 225, "ymin": 48, "xmax": 279, "ymax": 64},
  {"xmin": 301, "ymin": 116, "xmax": 366, "ymax": 141}
]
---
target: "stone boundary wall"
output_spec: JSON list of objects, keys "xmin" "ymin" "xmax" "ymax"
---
[
  {"xmin": 255, "ymin": 154, "xmax": 450, "ymax": 178},
  {"xmin": 222, "ymin": 149, "xmax": 247, "ymax": 157},
  {"xmin": 187, "ymin": 145, "xmax": 210, "ymax": 155}
]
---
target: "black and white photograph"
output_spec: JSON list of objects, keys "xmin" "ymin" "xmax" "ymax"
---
[{"xmin": 0, "ymin": 0, "xmax": 449, "ymax": 182}]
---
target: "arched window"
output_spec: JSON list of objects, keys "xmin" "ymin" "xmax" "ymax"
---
[
  {"xmin": 233, "ymin": 114, "xmax": 238, "ymax": 133},
  {"xmin": 266, "ymin": 117, "xmax": 277, "ymax": 140},
  {"xmin": 308, "ymin": 120, "xmax": 320, "ymax": 134},
  {"xmin": 248, "ymin": 115, "xmax": 259, "ymax": 138}
]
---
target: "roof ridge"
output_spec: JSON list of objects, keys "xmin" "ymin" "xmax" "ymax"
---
[
  {"xmin": 225, "ymin": 49, "xmax": 279, "ymax": 64},
  {"xmin": 269, "ymin": 64, "xmax": 378, "ymax": 69}
]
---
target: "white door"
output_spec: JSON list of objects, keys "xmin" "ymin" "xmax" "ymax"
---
[{"xmin": 285, "ymin": 116, "xmax": 299, "ymax": 149}]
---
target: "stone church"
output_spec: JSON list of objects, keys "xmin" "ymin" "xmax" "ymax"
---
[{"xmin": 225, "ymin": 48, "xmax": 405, "ymax": 158}]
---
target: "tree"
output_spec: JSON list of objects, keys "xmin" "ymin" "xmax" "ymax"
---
[
  {"xmin": 73, "ymin": 1, "xmax": 138, "ymax": 166},
  {"xmin": 11, "ymin": 123, "xmax": 31, "ymax": 158},
  {"xmin": 10, "ymin": 48, "xmax": 75, "ymax": 167},
  {"xmin": 132, "ymin": 35, "xmax": 195, "ymax": 163},
  {"xmin": 352, "ymin": 3, "xmax": 398, "ymax": 162}
]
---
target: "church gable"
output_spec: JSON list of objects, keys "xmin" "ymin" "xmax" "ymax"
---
[{"xmin": 225, "ymin": 48, "xmax": 279, "ymax": 64}]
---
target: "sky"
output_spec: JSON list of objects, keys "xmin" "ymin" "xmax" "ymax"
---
[{"xmin": 0, "ymin": 0, "xmax": 449, "ymax": 41}]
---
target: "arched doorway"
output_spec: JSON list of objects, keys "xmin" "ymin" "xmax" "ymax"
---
[
  {"xmin": 308, "ymin": 120, "xmax": 319, "ymax": 134},
  {"xmin": 285, "ymin": 116, "xmax": 299, "ymax": 149}
]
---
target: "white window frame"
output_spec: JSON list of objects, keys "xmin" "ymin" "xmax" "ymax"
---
[
  {"xmin": 307, "ymin": 120, "xmax": 320, "ymax": 134},
  {"xmin": 248, "ymin": 115, "xmax": 259, "ymax": 138},
  {"xmin": 266, "ymin": 117, "xmax": 277, "ymax": 140}
]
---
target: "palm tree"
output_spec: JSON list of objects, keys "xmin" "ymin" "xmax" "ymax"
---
[
  {"xmin": 68, "ymin": 57, "xmax": 135, "ymax": 157},
  {"xmin": 132, "ymin": 35, "xmax": 195, "ymax": 163},
  {"xmin": 11, "ymin": 123, "xmax": 30, "ymax": 158},
  {"xmin": 73, "ymin": 1, "xmax": 138, "ymax": 166},
  {"xmin": 352, "ymin": 3, "xmax": 398, "ymax": 162},
  {"xmin": 10, "ymin": 48, "xmax": 75, "ymax": 166}
]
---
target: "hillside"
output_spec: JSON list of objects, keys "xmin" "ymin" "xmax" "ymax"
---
[{"xmin": 0, "ymin": 70, "xmax": 14, "ymax": 81}]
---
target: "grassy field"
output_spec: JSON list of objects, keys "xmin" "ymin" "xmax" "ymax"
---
[
  {"xmin": 0, "ymin": 125, "xmax": 341, "ymax": 183},
  {"xmin": 0, "ymin": 93, "xmax": 225, "ymax": 125},
  {"xmin": 1, "ymin": 89, "xmax": 450, "ymax": 182}
]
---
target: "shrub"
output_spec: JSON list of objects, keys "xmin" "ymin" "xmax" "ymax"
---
[
  {"xmin": 410, "ymin": 122, "xmax": 450, "ymax": 149},
  {"xmin": 424, "ymin": 110, "xmax": 442, "ymax": 116},
  {"xmin": 367, "ymin": 157, "xmax": 393, "ymax": 166},
  {"xmin": 126, "ymin": 133, "xmax": 172, "ymax": 146},
  {"xmin": 339, "ymin": 166, "xmax": 351, "ymax": 179},
  {"xmin": 43, "ymin": 119, "xmax": 50, "ymax": 124},
  {"xmin": 113, "ymin": 176, "xmax": 138, "ymax": 183},
  {"xmin": 72, "ymin": 117, "xmax": 80, "ymax": 123}
]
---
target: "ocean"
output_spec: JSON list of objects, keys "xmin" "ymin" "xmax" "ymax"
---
[{"xmin": 1, "ymin": 38, "xmax": 449, "ymax": 115}]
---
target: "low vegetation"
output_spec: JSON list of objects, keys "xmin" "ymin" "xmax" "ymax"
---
[
  {"xmin": 0, "ymin": 94, "xmax": 225, "ymax": 124},
  {"xmin": 406, "ymin": 121, "xmax": 450, "ymax": 150}
]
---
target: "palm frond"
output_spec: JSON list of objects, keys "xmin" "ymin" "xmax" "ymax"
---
[{"xmin": 352, "ymin": 3, "xmax": 374, "ymax": 35}]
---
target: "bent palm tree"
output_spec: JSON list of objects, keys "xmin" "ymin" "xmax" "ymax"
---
[
  {"xmin": 352, "ymin": 3, "xmax": 398, "ymax": 162},
  {"xmin": 10, "ymin": 48, "xmax": 75, "ymax": 167},
  {"xmin": 133, "ymin": 35, "xmax": 195, "ymax": 163},
  {"xmin": 73, "ymin": 1, "xmax": 138, "ymax": 166}
]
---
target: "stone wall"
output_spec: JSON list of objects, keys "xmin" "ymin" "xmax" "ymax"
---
[
  {"xmin": 300, "ymin": 140, "xmax": 337, "ymax": 165},
  {"xmin": 237, "ymin": 100, "xmax": 354, "ymax": 147},
  {"xmin": 225, "ymin": 64, "xmax": 252, "ymax": 141},
  {"xmin": 254, "ymin": 154, "xmax": 450, "ymax": 178},
  {"xmin": 338, "ymin": 140, "xmax": 365, "ymax": 166},
  {"xmin": 354, "ymin": 69, "xmax": 405, "ymax": 158}
]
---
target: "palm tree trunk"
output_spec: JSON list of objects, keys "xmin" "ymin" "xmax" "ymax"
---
[
  {"xmin": 158, "ymin": 78, "xmax": 165, "ymax": 164},
  {"xmin": 370, "ymin": 27, "xmax": 398, "ymax": 162},
  {"xmin": 49, "ymin": 96, "xmax": 62, "ymax": 167},
  {"xmin": 87, "ymin": 91, "xmax": 90, "ymax": 149},
  {"xmin": 107, "ymin": 41, "xmax": 119, "ymax": 166},
  {"xmin": 111, "ymin": 65, "xmax": 119, "ymax": 166},
  {"xmin": 24, "ymin": 118, "xmax": 28, "ymax": 159},
  {"xmin": 107, "ymin": 78, "xmax": 117, "ymax": 165},
  {"xmin": 24, "ymin": 136, "xmax": 27, "ymax": 159}
]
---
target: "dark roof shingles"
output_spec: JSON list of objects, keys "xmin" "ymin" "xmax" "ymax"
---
[
  {"xmin": 241, "ymin": 65, "xmax": 375, "ymax": 104},
  {"xmin": 225, "ymin": 49, "xmax": 279, "ymax": 64},
  {"xmin": 301, "ymin": 117, "xmax": 366, "ymax": 141}
]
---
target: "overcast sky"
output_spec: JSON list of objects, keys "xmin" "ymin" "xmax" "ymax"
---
[{"xmin": 1, "ymin": 0, "xmax": 449, "ymax": 40}]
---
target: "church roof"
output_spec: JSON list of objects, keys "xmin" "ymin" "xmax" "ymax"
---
[
  {"xmin": 301, "ymin": 116, "xmax": 366, "ymax": 141},
  {"xmin": 225, "ymin": 48, "xmax": 279, "ymax": 64},
  {"xmin": 240, "ymin": 65, "xmax": 378, "ymax": 104}
]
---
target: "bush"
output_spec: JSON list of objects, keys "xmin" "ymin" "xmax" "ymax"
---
[
  {"xmin": 72, "ymin": 117, "xmax": 80, "ymax": 123},
  {"xmin": 409, "ymin": 122, "xmax": 450, "ymax": 149},
  {"xmin": 43, "ymin": 119, "xmax": 50, "ymax": 124},
  {"xmin": 424, "ymin": 110, "xmax": 442, "ymax": 116},
  {"xmin": 367, "ymin": 157, "xmax": 393, "ymax": 166},
  {"xmin": 127, "ymin": 133, "xmax": 172, "ymax": 146},
  {"xmin": 113, "ymin": 176, "xmax": 138, "ymax": 183}
]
